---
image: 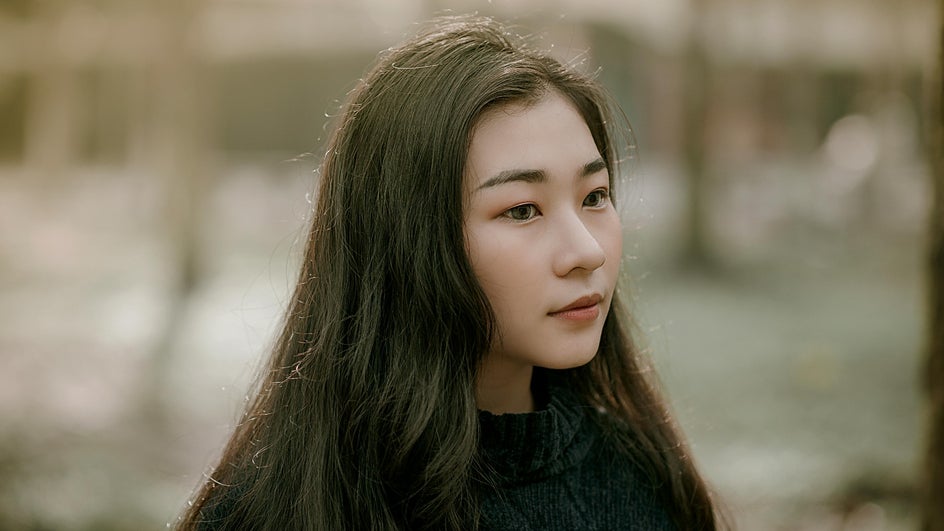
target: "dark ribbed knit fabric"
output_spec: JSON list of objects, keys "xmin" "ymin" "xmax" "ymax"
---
[
  {"xmin": 194, "ymin": 377, "xmax": 676, "ymax": 530},
  {"xmin": 476, "ymin": 377, "xmax": 675, "ymax": 531}
]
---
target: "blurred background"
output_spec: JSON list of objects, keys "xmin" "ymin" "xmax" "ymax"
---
[{"xmin": 0, "ymin": 0, "xmax": 937, "ymax": 529}]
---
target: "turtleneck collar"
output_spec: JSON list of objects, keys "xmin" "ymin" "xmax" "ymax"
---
[{"xmin": 477, "ymin": 370, "xmax": 597, "ymax": 485}]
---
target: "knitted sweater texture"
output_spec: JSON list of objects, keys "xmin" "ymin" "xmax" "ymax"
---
[
  {"xmin": 192, "ymin": 381, "xmax": 677, "ymax": 530},
  {"xmin": 477, "ymin": 383, "xmax": 676, "ymax": 530}
]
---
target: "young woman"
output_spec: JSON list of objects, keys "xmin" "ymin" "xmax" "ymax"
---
[{"xmin": 178, "ymin": 15, "xmax": 721, "ymax": 530}]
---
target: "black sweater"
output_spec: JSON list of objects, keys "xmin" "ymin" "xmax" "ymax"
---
[
  {"xmin": 477, "ymin": 381, "xmax": 675, "ymax": 530},
  {"xmin": 193, "ymin": 382, "xmax": 676, "ymax": 530}
]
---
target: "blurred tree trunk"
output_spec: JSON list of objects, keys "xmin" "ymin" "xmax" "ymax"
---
[
  {"xmin": 141, "ymin": 0, "xmax": 215, "ymax": 421},
  {"xmin": 680, "ymin": 0, "xmax": 713, "ymax": 269},
  {"xmin": 924, "ymin": 1, "xmax": 944, "ymax": 528},
  {"xmin": 783, "ymin": 60, "xmax": 818, "ymax": 155},
  {"xmin": 23, "ymin": 1, "xmax": 81, "ymax": 178}
]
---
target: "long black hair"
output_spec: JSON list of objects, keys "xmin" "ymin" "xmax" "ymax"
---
[{"xmin": 178, "ymin": 15, "xmax": 720, "ymax": 530}]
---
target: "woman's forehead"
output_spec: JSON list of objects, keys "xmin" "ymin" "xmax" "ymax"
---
[{"xmin": 465, "ymin": 92, "xmax": 598, "ymax": 187}]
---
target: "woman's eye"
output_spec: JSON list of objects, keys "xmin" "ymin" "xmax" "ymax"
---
[
  {"xmin": 584, "ymin": 189, "xmax": 610, "ymax": 208},
  {"xmin": 504, "ymin": 204, "xmax": 539, "ymax": 221}
]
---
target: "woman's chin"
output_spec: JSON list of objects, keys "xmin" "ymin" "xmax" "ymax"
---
[{"xmin": 534, "ymin": 348, "xmax": 599, "ymax": 370}]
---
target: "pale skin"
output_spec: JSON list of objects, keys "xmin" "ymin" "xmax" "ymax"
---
[{"xmin": 464, "ymin": 90, "xmax": 623, "ymax": 415}]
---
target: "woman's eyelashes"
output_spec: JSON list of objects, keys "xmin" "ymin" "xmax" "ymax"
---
[
  {"xmin": 583, "ymin": 188, "xmax": 610, "ymax": 208},
  {"xmin": 502, "ymin": 203, "xmax": 540, "ymax": 221},
  {"xmin": 499, "ymin": 188, "xmax": 611, "ymax": 222}
]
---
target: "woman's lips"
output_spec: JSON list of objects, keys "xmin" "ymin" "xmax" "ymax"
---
[
  {"xmin": 549, "ymin": 303, "xmax": 600, "ymax": 321},
  {"xmin": 549, "ymin": 294, "xmax": 603, "ymax": 321}
]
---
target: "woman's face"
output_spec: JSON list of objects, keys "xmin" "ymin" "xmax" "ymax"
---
[{"xmin": 464, "ymin": 90, "xmax": 623, "ymax": 382}]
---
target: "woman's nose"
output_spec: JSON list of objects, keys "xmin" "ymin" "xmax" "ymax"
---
[{"xmin": 551, "ymin": 213, "xmax": 607, "ymax": 277}]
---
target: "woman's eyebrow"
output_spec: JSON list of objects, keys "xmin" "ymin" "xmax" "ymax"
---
[
  {"xmin": 476, "ymin": 168, "xmax": 545, "ymax": 191},
  {"xmin": 582, "ymin": 157, "xmax": 607, "ymax": 177},
  {"xmin": 476, "ymin": 157, "xmax": 606, "ymax": 191}
]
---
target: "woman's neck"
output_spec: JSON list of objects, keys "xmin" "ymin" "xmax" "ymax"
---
[{"xmin": 476, "ymin": 357, "xmax": 535, "ymax": 414}]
